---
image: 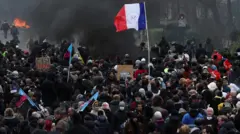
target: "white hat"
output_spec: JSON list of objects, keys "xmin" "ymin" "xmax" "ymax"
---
[
  {"xmin": 153, "ymin": 111, "xmax": 162, "ymax": 119},
  {"xmin": 12, "ymin": 70, "xmax": 18, "ymax": 75},
  {"xmin": 141, "ymin": 58, "xmax": 146, "ymax": 62},
  {"xmin": 207, "ymin": 82, "xmax": 218, "ymax": 92},
  {"xmin": 141, "ymin": 58, "xmax": 146, "ymax": 64},
  {"xmin": 135, "ymin": 60, "xmax": 140, "ymax": 64},
  {"xmin": 139, "ymin": 88, "xmax": 145, "ymax": 96}
]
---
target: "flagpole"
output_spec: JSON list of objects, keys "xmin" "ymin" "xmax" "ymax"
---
[
  {"xmin": 67, "ymin": 66, "xmax": 70, "ymax": 82},
  {"xmin": 144, "ymin": 2, "xmax": 151, "ymax": 76}
]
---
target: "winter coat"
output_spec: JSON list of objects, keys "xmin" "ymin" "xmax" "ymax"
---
[
  {"xmin": 147, "ymin": 119, "xmax": 165, "ymax": 134},
  {"xmin": 134, "ymin": 69, "xmax": 147, "ymax": 78},
  {"xmin": 103, "ymin": 109, "xmax": 112, "ymax": 123},
  {"xmin": 181, "ymin": 113, "xmax": 204, "ymax": 125},
  {"xmin": 65, "ymin": 124, "xmax": 93, "ymax": 134},
  {"xmin": 112, "ymin": 110, "xmax": 128, "ymax": 132},
  {"xmin": 124, "ymin": 120, "xmax": 145, "ymax": 134},
  {"xmin": 3, "ymin": 116, "xmax": 20, "ymax": 130},
  {"xmin": 95, "ymin": 116, "xmax": 111, "ymax": 134},
  {"xmin": 219, "ymin": 121, "xmax": 238, "ymax": 134},
  {"xmin": 40, "ymin": 79, "xmax": 57, "ymax": 107},
  {"xmin": 84, "ymin": 115, "xmax": 98, "ymax": 134},
  {"xmin": 203, "ymin": 116, "xmax": 218, "ymax": 134},
  {"xmin": 55, "ymin": 82, "xmax": 72, "ymax": 102},
  {"xmin": 109, "ymin": 100, "xmax": 119, "ymax": 114}
]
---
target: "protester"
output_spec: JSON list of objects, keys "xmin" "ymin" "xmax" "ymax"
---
[{"xmin": 0, "ymin": 36, "xmax": 239, "ymax": 134}]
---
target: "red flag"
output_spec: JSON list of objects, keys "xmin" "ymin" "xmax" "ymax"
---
[
  {"xmin": 212, "ymin": 51, "xmax": 223, "ymax": 65},
  {"xmin": 224, "ymin": 59, "xmax": 232, "ymax": 71},
  {"xmin": 16, "ymin": 96, "xmax": 27, "ymax": 107},
  {"xmin": 208, "ymin": 67, "xmax": 221, "ymax": 80}
]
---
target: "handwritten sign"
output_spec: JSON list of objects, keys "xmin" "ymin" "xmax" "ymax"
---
[
  {"xmin": 35, "ymin": 57, "xmax": 51, "ymax": 71},
  {"xmin": 117, "ymin": 65, "xmax": 133, "ymax": 80}
]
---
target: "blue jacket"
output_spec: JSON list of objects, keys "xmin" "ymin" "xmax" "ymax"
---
[{"xmin": 181, "ymin": 113, "xmax": 204, "ymax": 125}]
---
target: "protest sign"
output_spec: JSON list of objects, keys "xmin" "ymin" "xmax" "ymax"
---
[
  {"xmin": 35, "ymin": 57, "xmax": 51, "ymax": 71},
  {"xmin": 117, "ymin": 65, "xmax": 133, "ymax": 80}
]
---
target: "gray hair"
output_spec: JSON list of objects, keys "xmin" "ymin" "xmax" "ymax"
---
[{"xmin": 54, "ymin": 107, "xmax": 67, "ymax": 115}]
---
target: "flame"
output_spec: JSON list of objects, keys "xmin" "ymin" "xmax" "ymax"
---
[{"xmin": 13, "ymin": 18, "xmax": 30, "ymax": 29}]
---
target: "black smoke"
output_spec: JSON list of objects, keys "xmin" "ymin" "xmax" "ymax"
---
[{"xmin": 0, "ymin": 0, "xmax": 161, "ymax": 57}]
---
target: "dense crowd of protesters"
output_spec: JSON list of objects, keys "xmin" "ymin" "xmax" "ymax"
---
[{"xmin": 0, "ymin": 37, "xmax": 239, "ymax": 134}]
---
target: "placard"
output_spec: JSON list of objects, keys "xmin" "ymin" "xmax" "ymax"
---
[
  {"xmin": 35, "ymin": 57, "xmax": 51, "ymax": 71},
  {"xmin": 117, "ymin": 65, "xmax": 133, "ymax": 80}
]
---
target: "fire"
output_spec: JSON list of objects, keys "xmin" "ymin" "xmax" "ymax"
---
[{"xmin": 13, "ymin": 18, "xmax": 30, "ymax": 29}]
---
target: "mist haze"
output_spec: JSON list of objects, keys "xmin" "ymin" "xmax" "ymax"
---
[{"xmin": 0, "ymin": 0, "xmax": 155, "ymax": 57}]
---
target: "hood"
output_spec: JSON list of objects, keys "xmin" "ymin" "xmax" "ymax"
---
[
  {"xmin": 221, "ymin": 121, "xmax": 235, "ymax": 129},
  {"xmin": 110, "ymin": 100, "xmax": 119, "ymax": 105}
]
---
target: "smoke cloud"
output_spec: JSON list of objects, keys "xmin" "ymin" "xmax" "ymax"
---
[{"xmin": 0, "ymin": 0, "xmax": 160, "ymax": 57}]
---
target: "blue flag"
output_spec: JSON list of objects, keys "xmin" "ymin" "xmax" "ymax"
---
[
  {"xmin": 67, "ymin": 44, "xmax": 73, "ymax": 65},
  {"xmin": 80, "ymin": 92, "xmax": 99, "ymax": 112},
  {"xmin": 18, "ymin": 88, "xmax": 39, "ymax": 110}
]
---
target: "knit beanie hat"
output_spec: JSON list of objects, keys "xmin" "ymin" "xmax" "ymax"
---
[
  {"xmin": 139, "ymin": 88, "xmax": 145, "ymax": 96},
  {"xmin": 119, "ymin": 101, "xmax": 125, "ymax": 107},
  {"xmin": 101, "ymin": 102, "xmax": 110, "ymax": 110},
  {"xmin": 153, "ymin": 111, "xmax": 162, "ymax": 120}
]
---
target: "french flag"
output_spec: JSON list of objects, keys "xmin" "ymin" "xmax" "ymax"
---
[{"xmin": 114, "ymin": 2, "xmax": 146, "ymax": 32}]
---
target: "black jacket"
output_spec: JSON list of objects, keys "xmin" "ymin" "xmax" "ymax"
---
[
  {"xmin": 112, "ymin": 110, "xmax": 127, "ymax": 132},
  {"xmin": 65, "ymin": 124, "xmax": 93, "ymax": 134},
  {"xmin": 95, "ymin": 116, "xmax": 111, "ymax": 134},
  {"xmin": 219, "ymin": 121, "xmax": 237, "ymax": 134}
]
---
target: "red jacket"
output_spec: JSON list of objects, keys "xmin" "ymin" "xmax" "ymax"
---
[
  {"xmin": 208, "ymin": 67, "xmax": 221, "ymax": 80},
  {"xmin": 223, "ymin": 59, "xmax": 232, "ymax": 71},
  {"xmin": 212, "ymin": 51, "xmax": 222, "ymax": 65},
  {"xmin": 134, "ymin": 69, "xmax": 147, "ymax": 78}
]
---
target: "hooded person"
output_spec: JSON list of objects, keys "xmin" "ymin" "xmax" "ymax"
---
[
  {"xmin": 90, "ymin": 101, "xmax": 100, "ymax": 117},
  {"xmin": 95, "ymin": 110, "xmax": 111, "ymax": 134},
  {"xmin": 101, "ymin": 102, "xmax": 112, "ymax": 123},
  {"xmin": 112, "ymin": 101, "xmax": 128, "ymax": 133},
  {"xmin": 83, "ymin": 114, "xmax": 98, "ymax": 134},
  {"xmin": 3, "ymin": 108, "xmax": 20, "ymax": 133},
  {"xmin": 147, "ymin": 111, "xmax": 165, "ymax": 133}
]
